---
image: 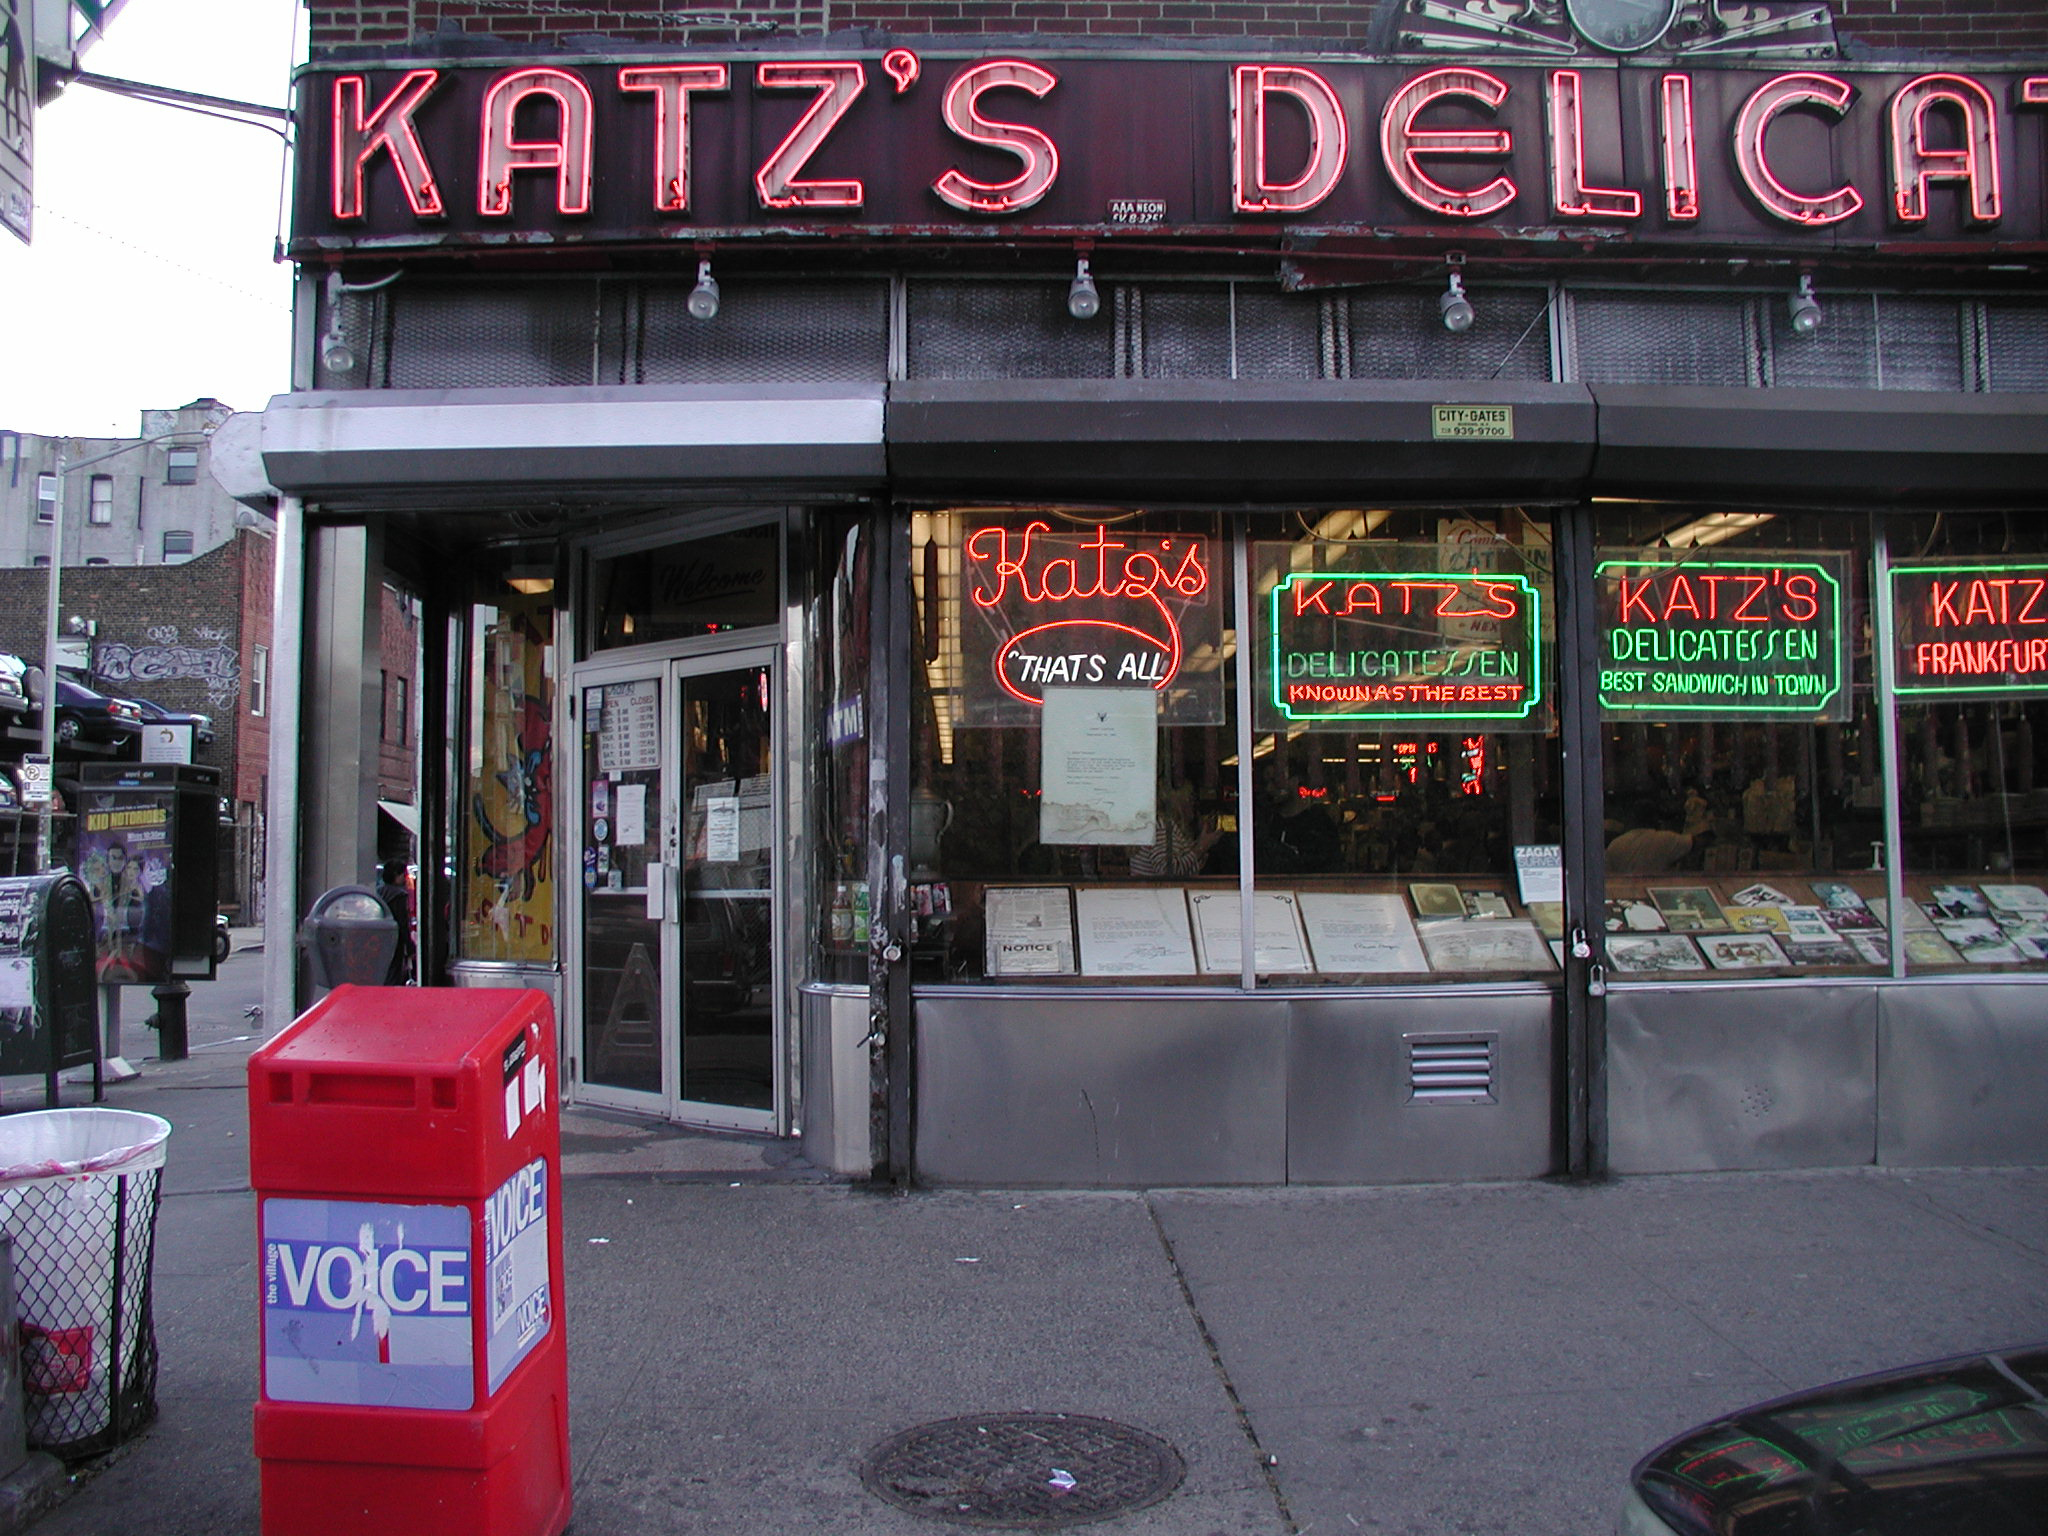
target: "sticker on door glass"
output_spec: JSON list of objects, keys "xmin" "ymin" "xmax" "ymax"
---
[
  {"xmin": 261, "ymin": 1198, "xmax": 473, "ymax": 1409},
  {"xmin": 484, "ymin": 1158, "xmax": 552, "ymax": 1394}
]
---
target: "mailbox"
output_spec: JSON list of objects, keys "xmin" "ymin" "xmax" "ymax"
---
[
  {"xmin": 248, "ymin": 987, "xmax": 569, "ymax": 1536},
  {"xmin": 0, "ymin": 875, "xmax": 101, "ymax": 1105}
]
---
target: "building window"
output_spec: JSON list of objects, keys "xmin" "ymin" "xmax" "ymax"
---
[
  {"xmin": 162, "ymin": 530, "xmax": 195, "ymax": 563},
  {"xmin": 380, "ymin": 670, "xmax": 391, "ymax": 741},
  {"xmin": 87, "ymin": 476, "xmax": 112, "ymax": 525},
  {"xmin": 31, "ymin": 556, "xmax": 48, "ymax": 568},
  {"xmin": 165, "ymin": 447, "xmax": 199, "ymax": 485},
  {"xmin": 395, "ymin": 674, "xmax": 410, "ymax": 745},
  {"xmin": 86, "ymin": 558, "xmax": 110, "ymax": 566},
  {"xmin": 250, "ymin": 645, "xmax": 268, "ymax": 717},
  {"xmin": 35, "ymin": 474, "xmax": 55, "ymax": 522}
]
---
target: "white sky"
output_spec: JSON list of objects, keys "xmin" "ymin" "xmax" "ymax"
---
[{"xmin": 0, "ymin": 0, "xmax": 303, "ymax": 437}]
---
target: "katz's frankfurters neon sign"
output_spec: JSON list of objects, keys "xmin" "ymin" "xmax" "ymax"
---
[
  {"xmin": 1892, "ymin": 561, "xmax": 2048, "ymax": 697},
  {"xmin": 959, "ymin": 520, "xmax": 1223, "ymax": 723},
  {"xmin": 1267, "ymin": 570, "xmax": 1546, "ymax": 728}
]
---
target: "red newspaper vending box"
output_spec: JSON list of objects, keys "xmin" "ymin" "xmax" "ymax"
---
[{"xmin": 248, "ymin": 987, "xmax": 569, "ymax": 1536}]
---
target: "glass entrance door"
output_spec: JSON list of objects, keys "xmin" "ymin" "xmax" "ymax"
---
[{"xmin": 573, "ymin": 647, "xmax": 779, "ymax": 1131}]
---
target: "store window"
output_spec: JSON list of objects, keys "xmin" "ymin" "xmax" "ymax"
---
[
  {"xmin": 1890, "ymin": 514, "xmax": 2048, "ymax": 973},
  {"xmin": 455, "ymin": 567, "xmax": 557, "ymax": 964},
  {"xmin": 1247, "ymin": 509, "xmax": 1560, "ymax": 983},
  {"xmin": 810, "ymin": 513, "xmax": 874, "ymax": 985},
  {"xmin": 88, "ymin": 476, "xmax": 112, "ymax": 525},
  {"xmin": 906, "ymin": 508, "xmax": 1563, "ymax": 985},
  {"xmin": 1593, "ymin": 505, "xmax": 1885, "ymax": 978},
  {"xmin": 588, "ymin": 522, "xmax": 780, "ymax": 650}
]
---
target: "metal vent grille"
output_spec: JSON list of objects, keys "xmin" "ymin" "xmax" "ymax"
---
[
  {"xmin": 1572, "ymin": 291, "xmax": 1755, "ymax": 386},
  {"xmin": 1768, "ymin": 295, "xmax": 1964, "ymax": 392},
  {"xmin": 1350, "ymin": 288, "xmax": 1550, "ymax": 381},
  {"xmin": 1233, "ymin": 288, "xmax": 1323, "ymax": 379},
  {"xmin": 1408, "ymin": 1035, "xmax": 1497, "ymax": 1104},
  {"xmin": 1984, "ymin": 303, "xmax": 2048, "ymax": 392},
  {"xmin": 1133, "ymin": 285, "xmax": 1232, "ymax": 378},
  {"xmin": 640, "ymin": 280, "xmax": 887, "ymax": 383},
  {"xmin": 386, "ymin": 283, "xmax": 610, "ymax": 389},
  {"xmin": 907, "ymin": 280, "xmax": 1116, "ymax": 379}
]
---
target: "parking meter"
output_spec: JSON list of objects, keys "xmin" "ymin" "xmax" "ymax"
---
[{"xmin": 297, "ymin": 887, "xmax": 398, "ymax": 990}]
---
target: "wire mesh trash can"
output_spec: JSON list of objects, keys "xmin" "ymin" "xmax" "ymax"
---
[{"xmin": 0, "ymin": 1109, "xmax": 170, "ymax": 1459}]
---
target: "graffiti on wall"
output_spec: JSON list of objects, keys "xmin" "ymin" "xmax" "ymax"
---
[{"xmin": 95, "ymin": 626, "xmax": 242, "ymax": 707}]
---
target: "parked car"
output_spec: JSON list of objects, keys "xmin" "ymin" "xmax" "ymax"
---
[
  {"xmin": 37, "ymin": 675, "xmax": 144, "ymax": 746},
  {"xmin": 127, "ymin": 695, "xmax": 215, "ymax": 747},
  {"xmin": 0, "ymin": 654, "xmax": 30, "ymax": 727},
  {"xmin": 1620, "ymin": 1344, "xmax": 2048, "ymax": 1536},
  {"xmin": 215, "ymin": 914, "xmax": 231, "ymax": 965}
]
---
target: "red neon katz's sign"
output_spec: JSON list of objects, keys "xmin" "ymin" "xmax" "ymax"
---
[
  {"xmin": 1892, "ymin": 562, "xmax": 2048, "ymax": 696},
  {"xmin": 959, "ymin": 520, "xmax": 1221, "ymax": 721}
]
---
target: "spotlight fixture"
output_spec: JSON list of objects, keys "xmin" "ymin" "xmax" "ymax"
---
[
  {"xmin": 1067, "ymin": 258, "xmax": 1100, "ymax": 321},
  {"xmin": 687, "ymin": 258, "xmax": 721, "ymax": 321},
  {"xmin": 1439, "ymin": 271, "xmax": 1475, "ymax": 333},
  {"xmin": 319, "ymin": 271, "xmax": 356, "ymax": 375},
  {"xmin": 1787, "ymin": 273, "xmax": 1822, "ymax": 335}
]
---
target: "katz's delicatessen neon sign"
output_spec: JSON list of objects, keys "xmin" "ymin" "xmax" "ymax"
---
[
  {"xmin": 297, "ymin": 56, "xmax": 2048, "ymax": 253},
  {"xmin": 1892, "ymin": 562, "xmax": 2048, "ymax": 698}
]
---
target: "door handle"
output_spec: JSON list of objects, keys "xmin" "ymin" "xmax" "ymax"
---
[{"xmin": 646, "ymin": 860, "xmax": 666, "ymax": 920}]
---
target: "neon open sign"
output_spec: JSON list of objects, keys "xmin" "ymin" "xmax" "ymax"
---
[
  {"xmin": 1596, "ymin": 556, "xmax": 1848, "ymax": 721},
  {"xmin": 1268, "ymin": 571, "xmax": 1544, "ymax": 726},
  {"xmin": 1891, "ymin": 561, "xmax": 2048, "ymax": 697}
]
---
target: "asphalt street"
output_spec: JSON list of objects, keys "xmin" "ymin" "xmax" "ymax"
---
[{"xmin": 2, "ymin": 942, "xmax": 2043, "ymax": 1535}]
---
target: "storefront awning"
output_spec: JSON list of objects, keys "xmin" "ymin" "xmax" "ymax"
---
[
  {"xmin": 1590, "ymin": 387, "xmax": 2048, "ymax": 503},
  {"xmin": 887, "ymin": 380, "xmax": 1597, "ymax": 502},
  {"xmin": 258, "ymin": 385, "xmax": 887, "ymax": 499},
  {"xmin": 376, "ymin": 799, "xmax": 419, "ymax": 838}
]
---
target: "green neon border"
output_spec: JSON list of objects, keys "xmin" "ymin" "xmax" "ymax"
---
[
  {"xmin": 1595, "ymin": 559, "xmax": 1846, "ymax": 718},
  {"xmin": 1890, "ymin": 560, "xmax": 2048, "ymax": 698},
  {"xmin": 1267, "ymin": 571, "xmax": 1545, "ymax": 725}
]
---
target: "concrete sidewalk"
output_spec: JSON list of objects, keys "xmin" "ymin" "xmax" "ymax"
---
[{"xmin": 12, "ymin": 982, "xmax": 2048, "ymax": 1536}]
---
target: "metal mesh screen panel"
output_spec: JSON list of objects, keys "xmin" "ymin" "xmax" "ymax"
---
[
  {"xmin": 9, "ymin": 1167, "xmax": 161, "ymax": 1460},
  {"xmin": 1985, "ymin": 303, "xmax": 2048, "ymax": 392},
  {"xmin": 1875, "ymin": 297, "xmax": 1965, "ymax": 391},
  {"xmin": 1573, "ymin": 291, "xmax": 1753, "ymax": 386},
  {"xmin": 1233, "ymin": 289, "xmax": 1323, "ymax": 380},
  {"xmin": 1135, "ymin": 286, "xmax": 1231, "ymax": 378},
  {"xmin": 1769, "ymin": 293, "xmax": 1878, "ymax": 389},
  {"xmin": 907, "ymin": 281, "xmax": 1116, "ymax": 379},
  {"xmin": 641, "ymin": 281, "xmax": 886, "ymax": 383},
  {"xmin": 387, "ymin": 285, "xmax": 604, "ymax": 389},
  {"xmin": 1351, "ymin": 288, "xmax": 1550, "ymax": 380}
]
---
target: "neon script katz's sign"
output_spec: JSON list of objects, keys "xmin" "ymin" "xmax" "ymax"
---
[
  {"xmin": 1892, "ymin": 562, "xmax": 2048, "ymax": 697},
  {"xmin": 959, "ymin": 520, "xmax": 1221, "ymax": 724},
  {"xmin": 1597, "ymin": 556, "xmax": 1848, "ymax": 721},
  {"xmin": 296, "ymin": 58, "xmax": 2048, "ymax": 253}
]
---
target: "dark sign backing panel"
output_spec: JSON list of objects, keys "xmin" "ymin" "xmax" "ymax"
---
[
  {"xmin": 1256, "ymin": 540, "xmax": 1549, "ymax": 732},
  {"xmin": 1596, "ymin": 553, "xmax": 1852, "ymax": 722},
  {"xmin": 292, "ymin": 57, "xmax": 2048, "ymax": 259},
  {"xmin": 1892, "ymin": 560, "xmax": 2048, "ymax": 698}
]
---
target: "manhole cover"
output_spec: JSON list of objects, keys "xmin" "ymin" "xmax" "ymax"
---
[{"xmin": 862, "ymin": 1412, "xmax": 1185, "ymax": 1529}]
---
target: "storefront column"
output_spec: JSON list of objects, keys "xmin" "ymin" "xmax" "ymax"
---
[
  {"xmin": 1556, "ymin": 502, "xmax": 1609, "ymax": 1177},
  {"xmin": 263, "ymin": 495, "xmax": 308, "ymax": 1026},
  {"xmin": 299, "ymin": 521, "xmax": 387, "ymax": 923},
  {"xmin": 869, "ymin": 511, "xmax": 914, "ymax": 1184}
]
